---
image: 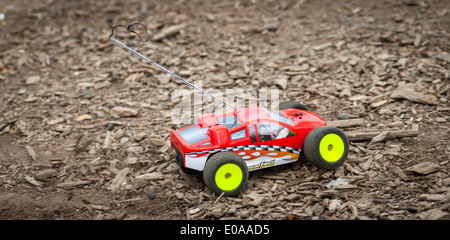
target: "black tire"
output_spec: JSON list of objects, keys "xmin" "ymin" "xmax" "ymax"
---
[
  {"xmin": 279, "ymin": 101, "xmax": 309, "ymax": 111},
  {"xmin": 303, "ymin": 126, "xmax": 349, "ymax": 169},
  {"xmin": 203, "ymin": 152, "xmax": 248, "ymax": 196}
]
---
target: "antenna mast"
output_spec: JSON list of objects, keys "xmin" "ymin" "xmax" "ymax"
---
[{"xmin": 109, "ymin": 24, "xmax": 241, "ymax": 112}]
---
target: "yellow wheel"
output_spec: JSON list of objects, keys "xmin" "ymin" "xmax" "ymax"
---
[
  {"xmin": 319, "ymin": 134, "xmax": 345, "ymax": 163},
  {"xmin": 303, "ymin": 126, "xmax": 349, "ymax": 169},
  {"xmin": 203, "ymin": 152, "xmax": 248, "ymax": 196},
  {"xmin": 215, "ymin": 163, "xmax": 243, "ymax": 191}
]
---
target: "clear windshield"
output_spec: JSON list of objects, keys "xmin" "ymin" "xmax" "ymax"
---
[{"xmin": 217, "ymin": 114, "xmax": 242, "ymax": 129}]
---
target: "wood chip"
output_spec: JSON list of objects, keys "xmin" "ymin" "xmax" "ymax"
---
[
  {"xmin": 327, "ymin": 118, "xmax": 364, "ymax": 128},
  {"xmin": 57, "ymin": 180, "xmax": 90, "ymax": 189},
  {"xmin": 25, "ymin": 145, "xmax": 37, "ymax": 161},
  {"xmin": 112, "ymin": 106, "xmax": 139, "ymax": 117},
  {"xmin": 76, "ymin": 114, "xmax": 92, "ymax": 122},
  {"xmin": 435, "ymin": 51, "xmax": 450, "ymax": 62},
  {"xmin": 346, "ymin": 129, "xmax": 419, "ymax": 141},
  {"xmin": 418, "ymin": 194, "xmax": 449, "ymax": 202},
  {"xmin": 391, "ymin": 87, "xmax": 439, "ymax": 105},
  {"xmin": 35, "ymin": 169, "xmax": 57, "ymax": 180},
  {"xmin": 108, "ymin": 168, "xmax": 130, "ymax": 191},
  {"xmin": 370, "ymin": 99, "xmax": 388, "ymax": 108},
  {"xmin": 368, "ymin": 131, "xmax": 390, "ymax": 144},
  {"xmin": 405, "ymin": 162, "xmax": 440, "ymax": 175},
  {"xmin": 334, "ymin": 184, "xmax": 358, "ymax": 190},
  {"xmin": 418, "ymin": 209, "xmax": 448, "ymax": 220},
  {"xmin": 251, "ymin": 196, "xmax": 268, "ymax": 206},
  {"xmin": 103, "ymin": 131, "xmax": 111, "ymax": 148},
  {"xmin": 148, "ymin": 138, "xmax": 165, "ymax": 147},
  {"xmin": 152, "ymin": 24, "xmax": 186, "ymax": 41},
  {"xmin": 24, "ymin": 175, "xmax": 43, "ymax": 187},
  {"xmin": 25, "ymin": 75, "xmax": 40, "ymax": 85},
  {"xmin": 47, "ymin": 118, "xmax": 65, "ymax": 125},
  {"xmin": 328, "ymin": 199, "xmax": 341, "ymax": 212},
  {"xmin": 312, "ymin": 42, "xmax": 332, "ymax": 51},
  {"xmin": 134, "ymin": 172, "xmax": 164, "ymax": 180},
  {"xmin": 390, "ymin": 166, "xmax": 407, "ymax": 180}
]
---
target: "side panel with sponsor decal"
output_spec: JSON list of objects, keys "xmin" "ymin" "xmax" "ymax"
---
[
  {"xmin": 185, "ymin": 154, "xmax": 209, "ymax": 171},
  {"xmin": 184, "ymin": 145, "xmax": 301, "ymax": 171}
]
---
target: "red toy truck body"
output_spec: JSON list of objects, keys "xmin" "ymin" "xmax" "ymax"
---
[
  {"xmin": 171, "ymin": 107, "xmax": 326, "ymax": 172},
  {"xmin": 170, "ymin": 104, "xmax": 349, "ymax": 196}
]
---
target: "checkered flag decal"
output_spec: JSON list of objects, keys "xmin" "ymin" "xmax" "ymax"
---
[{"xmin": 190, "ymin": 145, "xmax": 301, "ymax": 155}]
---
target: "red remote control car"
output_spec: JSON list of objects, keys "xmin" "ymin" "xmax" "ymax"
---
[
  {"xmin": 170, "ymin": 102, "xmax": 349, "ymax": 196},
  {"xmin": 109, "ymin": 24, "xmax": 349, "ymax": 197}
]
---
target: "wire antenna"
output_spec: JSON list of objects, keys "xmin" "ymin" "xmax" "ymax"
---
[{"xmin": 110, "ymin": 23, "xmax": 241, "ymax": 112}]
